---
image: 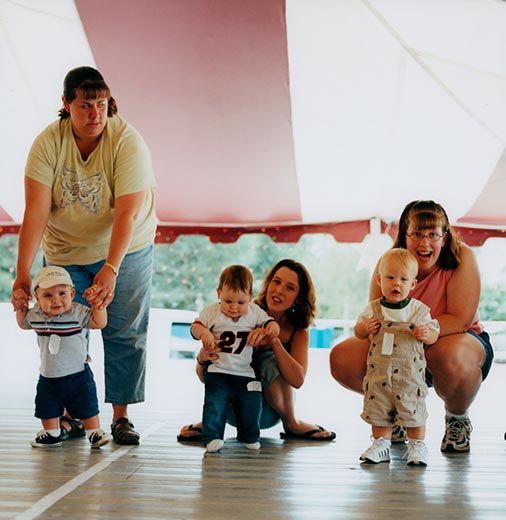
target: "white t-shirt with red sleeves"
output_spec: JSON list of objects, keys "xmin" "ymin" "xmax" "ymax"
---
[{"xmin": 195, "ymin": 302, "xmax": 273, "ymax": 378}]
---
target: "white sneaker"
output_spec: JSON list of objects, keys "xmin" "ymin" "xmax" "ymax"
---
[
  {"xmin": 244, "ymin": 442, "xmax": 261, "ymax": 450},
  {"xmin": 88, "ymin": 429, "xmax": 110, "ymax": 449},
  {"xmin": 404, "ymin": 439, "xmax": 428, "ymax": 466},
  {"xmin": 359, "ymin": 437, "xmax": 391, "ymax": 463},
  {"xmin": 206, "ymin": 439, "xmax": 224, "ymax": 453}
]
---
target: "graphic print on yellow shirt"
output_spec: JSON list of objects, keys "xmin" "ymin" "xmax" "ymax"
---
[
  {"xmin": 59, "ymin": 168, "xmax": 103, "ymax": 214},
  {"xmin": 25, "ymin": 115, "xmax": 157, "ymax": 265}
]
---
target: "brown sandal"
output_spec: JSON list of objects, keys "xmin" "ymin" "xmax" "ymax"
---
[
  {"xmin": 111, "ymin": 418, "xmax": 140, "ymax": 445},
  {"xmin": 60, "ymin": 416, "xmax": 85, "ymax": 441}
]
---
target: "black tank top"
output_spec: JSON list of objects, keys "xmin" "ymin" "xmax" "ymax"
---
[{"xmin": 281, "ymin": 327, "xmax": 298, "ymax": 353}]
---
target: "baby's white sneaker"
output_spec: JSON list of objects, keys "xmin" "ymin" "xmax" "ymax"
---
[
  {"xmin": 359, "ymin": 437, "xmax": 391, "ymax": 463},
  {"xmin": 244, "ymin": 442, "xmax": 261, "ymax": 450},
  {"xmin": 404, "ymin": 439, "xmax": 428, "ymax": 466},
  {"xmin": 88, "ymin": 429, "xmax": 110, "ymax": 449},
  {"xmin": 206, "ymin": 439, "xmax": 224, "ymax": 453}
]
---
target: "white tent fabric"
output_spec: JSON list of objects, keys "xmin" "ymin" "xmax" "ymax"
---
[
  {"xmin": 1, "ymin": 0, "xmax": 505, "ymax": 242},
  {"xmin": 287, "ymin": 0, "xmax": 506, "ymax": 225},
  {"xmin": 0, "ymin": 0, "xmax": 94, "ymax": 223}
]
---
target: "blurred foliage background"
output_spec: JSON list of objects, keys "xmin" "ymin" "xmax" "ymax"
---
[{"xmin": 0, "ymin": 233, "xmax": 504, "ymax": 321}]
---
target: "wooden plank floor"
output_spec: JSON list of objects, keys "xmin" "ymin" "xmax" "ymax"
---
[{"xmin": 1, "ymin": 306, "xmax": 506, "ymax": 520}]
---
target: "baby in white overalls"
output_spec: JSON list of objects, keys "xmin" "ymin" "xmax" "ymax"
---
[{"xmin": 355, "ymin": 248, "xmax": 439, "ymax": 466}]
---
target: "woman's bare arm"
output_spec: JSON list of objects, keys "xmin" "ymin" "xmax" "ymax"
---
[
  {"xmin": 271, "ymin": 328, "xmax": 309, "ymax": 389},
  {"xmin": 439, "ymin": 244, "xmax": 480, "ymax": 335},
  {"xmin": 12, "ymin": 178, "xmax": 52, "ymax": 310}
]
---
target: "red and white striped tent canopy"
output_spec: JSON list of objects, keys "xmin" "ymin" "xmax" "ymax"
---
[{"xmin": 1, "ymin": 0, "xmax": 506, "ymax": 245}]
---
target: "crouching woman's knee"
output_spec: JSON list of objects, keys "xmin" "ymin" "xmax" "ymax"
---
[
  {"xmin": 425, "ymin": 336, "xmax": 484, "ymax": 393},
  {"xmin": 329, "ymin": 337, "xmax": 369, "ymax": 393}
]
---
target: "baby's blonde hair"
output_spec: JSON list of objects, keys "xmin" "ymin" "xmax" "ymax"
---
[{"xmin": 379, "ymin": 248, "xmax": 418, "ymax": 278}]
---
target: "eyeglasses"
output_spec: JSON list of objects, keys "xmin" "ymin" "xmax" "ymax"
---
[{"xmin": 406, "ymin": 231, "xmax": 444, "ymax": 242}]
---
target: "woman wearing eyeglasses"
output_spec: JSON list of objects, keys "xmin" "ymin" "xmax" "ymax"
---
[{"xmin": 330, "ymin": 200, "xmax": 493, "ymax": 454}]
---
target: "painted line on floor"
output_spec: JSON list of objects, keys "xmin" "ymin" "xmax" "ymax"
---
[{"xmin": 14, "ymin": 422, "xmax": 165, "ymax": 520}]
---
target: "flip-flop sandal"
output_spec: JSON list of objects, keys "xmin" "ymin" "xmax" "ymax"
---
[
  {"xmin": 280, "ymin": 425, "xmax": 336, "ymax": 441},
  {"xmin": 111, "ymin": 418, "xmax": 140, "ymax": 445},
  {"xmin": 177, "ymin": 424, "xmax": 203, "ymax": 442},
  {"xmin": 60, "ymin": 416, "xmax": 86, "ymax": 441}
]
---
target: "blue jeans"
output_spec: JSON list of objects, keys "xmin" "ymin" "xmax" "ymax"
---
[
  {"xmin": 56, "ymin": 245, "xmax": 153, "ymax": 404},
  {"xmin": 203, "ymin": 372, "xmax": 262, "ymax": 444},
  {"xmin": 226, "ymin": 350, "xmax": 281, "ymax": 429}
]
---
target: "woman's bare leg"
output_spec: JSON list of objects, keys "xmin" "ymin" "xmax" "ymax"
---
[
  {"xmin": 264, "ymin": 376, "xmax": 334, "ymax": 438},
  {"xmin": 425, "ymin": 333, "xmax": 485, "ymax": 415},
  {"xmin": 330, "ymin": 333, "xmax": 485, "ymax": 413},
  {"xmin": 329, "ymin": 336, "xmax": 369, "ymax": 393}
]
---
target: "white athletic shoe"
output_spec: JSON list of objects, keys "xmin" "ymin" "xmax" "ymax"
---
[
  {"xmin": 206, "ymin": 439, "xmax": 224, "ymax": 453},
  {"xmin": 244, "ymin": 442, "xmax": 261, "ymax": 450},
  {"xmin": 88, "ymin": 429, "xmax": 110, "ymax": 449},
  {"xmin": 359, "ymin": 437, "xmax": 391, "ymax": 464},
  {"xmin": 404, "ymin": 439, "xmax": 428, "ymax": 466}
]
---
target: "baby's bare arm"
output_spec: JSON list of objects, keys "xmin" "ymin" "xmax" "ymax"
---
[
  {"xmin": 191, "ymin": 322, "xmax": 217, "ymax": 351},
  {"xmin": 354, "ymin": 318, "xmax": 380, "ymax": 340},
  {"xmin": 413, "ymin": 324, "xmax": 439, "ymax": 345},
  {"xmin": 90, "ymin": 306, "xmax": 107, "ymax": 329}
]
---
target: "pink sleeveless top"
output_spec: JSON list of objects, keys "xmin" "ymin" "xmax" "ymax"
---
[{"xmin": 410, "ymin": 266, "xmax": 482, "ymax": 334}]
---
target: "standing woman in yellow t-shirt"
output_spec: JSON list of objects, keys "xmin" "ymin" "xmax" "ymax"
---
[{"xmin": 11, "ymin": 66, "xmax": 157, "ymax": 445}]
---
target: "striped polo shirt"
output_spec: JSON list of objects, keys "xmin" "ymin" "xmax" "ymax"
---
[{"xmin": 23, "ymin": 303, "xmax": 92, "ymax": 378}]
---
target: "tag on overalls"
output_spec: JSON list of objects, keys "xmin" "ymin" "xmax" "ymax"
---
[
  {"xmin": 381, "ymin": 332, "xmax": 394, "ymax": 355},
  {"xmin": 48, "ymin": 334, "xmax": 61, "ymax": 355}
]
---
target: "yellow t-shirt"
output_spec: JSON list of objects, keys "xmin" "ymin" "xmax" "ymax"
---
[{"xmin": 25, "ymin": 116, "xmax": 157, "ymax": 265}]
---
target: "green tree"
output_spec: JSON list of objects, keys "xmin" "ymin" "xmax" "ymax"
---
[
  {"xmin": 151, "ymin": 233, "xmax": 370, "ymax": 318},
  {"xmin": 479, "ymin": 286, "xmax": 506, "ymax": 321}
]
